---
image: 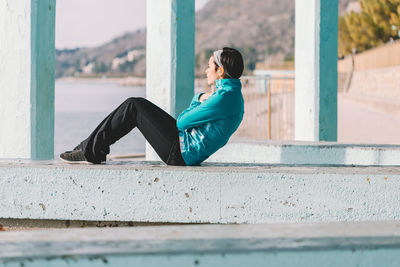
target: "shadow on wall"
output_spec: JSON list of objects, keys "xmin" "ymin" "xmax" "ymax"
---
[
  {"xmin": 208, "ymin": 141, "xmax": 400, "ymax": 166},
  {"xmin": 279, "ymin": 144, "xmax": 393, "ymax": 166}
]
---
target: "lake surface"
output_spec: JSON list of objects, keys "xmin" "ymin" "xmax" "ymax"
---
[{"xmin": 55, "ymin": 80, "xmax": 146, "ymax": 157}]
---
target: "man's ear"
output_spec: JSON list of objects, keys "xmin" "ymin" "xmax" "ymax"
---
[{"xmin": 218, "ymin": 67, "xmax": 225, "ymax": 78}]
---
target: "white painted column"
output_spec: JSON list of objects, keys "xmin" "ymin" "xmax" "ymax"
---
[
  {"xmin": 294, "ymin": 0, "xmax": 338, "ymax": 141},
  {"xmin": 0, "ymin": 0, "xmax": 55, "ymax": 159},
  {"xmin": 146, "ymin": 0, "xmax": 195, "ymax": 161}
]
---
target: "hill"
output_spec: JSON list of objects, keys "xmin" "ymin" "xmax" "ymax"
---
[{"xmin": 56, "ymin": 0, "xmax": 357, "ymax": 78}]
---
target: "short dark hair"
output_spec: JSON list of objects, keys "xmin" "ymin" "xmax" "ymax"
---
[{"xmin": 214, "ymin": 47, "xmax": 244, "ymax": 79}]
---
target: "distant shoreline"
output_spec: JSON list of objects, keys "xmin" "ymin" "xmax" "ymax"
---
[
  {"xmin": 57, "ymin": 76, "xmax": 208, "ymax": 88},
  {"xmin": 56, "ymin": 76, "xmax": 146, "ymax": 86}
]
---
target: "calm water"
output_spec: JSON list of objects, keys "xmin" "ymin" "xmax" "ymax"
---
[{"xmin": 55, "ymin": 80, "xmax": 146, "ymax": 157}]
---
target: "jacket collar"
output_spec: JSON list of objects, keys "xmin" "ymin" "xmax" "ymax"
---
[{"xmin": 215, "ymin": 79, "xmax": 241, "ymax": 90}]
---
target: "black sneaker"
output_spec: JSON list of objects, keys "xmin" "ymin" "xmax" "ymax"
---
[{"xmin": 60, "ymin": 149, "xmax": 91, "ymax": 164}]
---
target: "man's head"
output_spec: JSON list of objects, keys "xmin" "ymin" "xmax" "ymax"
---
[{"xmin": 205, "ymin": 47, "xmax": 244, "ymax": 85}]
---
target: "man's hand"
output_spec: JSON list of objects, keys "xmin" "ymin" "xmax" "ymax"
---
[{"xmin": 199, "ymin": 92, "xmax": 212, "ymax": 103}]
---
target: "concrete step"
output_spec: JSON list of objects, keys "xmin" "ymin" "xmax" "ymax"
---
[
  {"xmin": 1, "ymin": 160, "xmax": 400, "ymax": 223},
  {"xmin": 1, "ymin": 221, "xmax": 400, "ymax": 266},
  {"xmin": 208, "ymin": 140, "xmax": 400, "ymax": 165}
]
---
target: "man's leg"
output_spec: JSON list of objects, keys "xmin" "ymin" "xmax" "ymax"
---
[
  {"xmin": 129, "ymin": 98, "xmax": 185, "ymax": 165},
  {"xmin": 77, "ymin": 97, "xmax": 184, "ymax": 165}
]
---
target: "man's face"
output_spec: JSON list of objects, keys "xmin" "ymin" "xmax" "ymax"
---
[{"xmin": 205, "ymin": 56, "xmax": 220, "ymax": 85}]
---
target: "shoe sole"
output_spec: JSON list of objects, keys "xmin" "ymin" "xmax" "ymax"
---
[{"xmin": 59, "ymin": 156, "xmax": 94, "ymax": 165}]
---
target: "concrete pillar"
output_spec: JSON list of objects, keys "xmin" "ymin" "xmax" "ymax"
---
[
  {"xmin": 294, "ymin": 0, "xmax": 338, "ymax": 141},
  {"xmin": 146, "ymin": 0, "xmax": 195, "ymax": 160},
  {"xmin": 0, "ymin": 0, "xmax": 56, "ymax": 159}
]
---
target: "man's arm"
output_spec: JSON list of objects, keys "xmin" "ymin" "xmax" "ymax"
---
[{"xmin": 176, "ymin": 92, "xmax": 227, "ymax": 131}]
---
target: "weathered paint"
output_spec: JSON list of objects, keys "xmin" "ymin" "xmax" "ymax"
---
[
  {"xmin": 1, "ymin": 161, "xmax": 400, "ymax": 223},
  {"xmin": 208, "ymin": 141, "xmax": 400, "ymax": 165},
  {"xmin": 145, "ymin": 0, "xmax": 195, "ymax": 160},
  {"xmin": 295, "ymin": 0, "xmax": 338, "ymax": 141},
  {"xmin": 1, "ymin": 221, "xmax": 400, "ymax": 266},
  {"xmin": 0, "ymin": 0, "xmax": 55, "ymax": 159},
  {"xmin": 0, "ymin": 0, "xmax": 32, "ymax": 158}
]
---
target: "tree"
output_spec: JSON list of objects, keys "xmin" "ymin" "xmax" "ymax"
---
[
  {"xmin": 94, "ymin": 61, "xmax": 109, "ymax": 73},
  {"xmin": 338, "ymin": 0, "xmax": 400, "ymax": 57}
]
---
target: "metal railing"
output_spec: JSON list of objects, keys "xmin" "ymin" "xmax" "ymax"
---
[{"xmin": 234, "ymin": 75, "xmax": 295, "ymax": 140}]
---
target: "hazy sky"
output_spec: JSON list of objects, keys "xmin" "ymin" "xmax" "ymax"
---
[{"xmin": 56, "ymin": 0, "xmax": 209, "ymax": 49}]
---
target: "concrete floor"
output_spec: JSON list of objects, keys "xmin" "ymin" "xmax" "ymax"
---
[
  {"xmin": 338, "ymin": 94, "xmax": 400, "ymax": 144},
  {"xmin": 3, "ymin": 95, "xmax": 400, "ymax": 231}
]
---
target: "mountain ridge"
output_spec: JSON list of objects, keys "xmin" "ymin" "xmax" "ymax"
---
[{"xmin": 56, "ymin": 0, "xmax": 357, "ymax": 78}]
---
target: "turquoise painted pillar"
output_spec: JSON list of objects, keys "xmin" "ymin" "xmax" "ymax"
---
[
  {"xmin": 294, "ymin": 0, "xmax": 338, "ymax": 141},
  {"xmin": 146, "ymin": 0, "xmax": 195, "ymax": 160},
  {"xmin": 0, "ymin": 0, "xmax": 55, "ymax": 159}
]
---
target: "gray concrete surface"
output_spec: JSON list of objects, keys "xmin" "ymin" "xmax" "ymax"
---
[
  {"xmin": 338, "ymin": 93, "xmax": 400, "ymax": 144},
  {"xmin": 1, "ymin": 160, "xmax": 400, "ymax": 224}
]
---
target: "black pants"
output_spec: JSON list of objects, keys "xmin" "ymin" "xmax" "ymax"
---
[{"xmin": 78, "ymin": 97, "xmax": 186, "ymax": 166}]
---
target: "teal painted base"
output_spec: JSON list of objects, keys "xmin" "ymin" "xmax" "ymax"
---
[
  {"xmin": 2, "ymin": 249, "xmax": 400, "ymax": 267},
  {"xmin": 30, "ymin": 0, "xmax": 55, "ymax": 160},
  {"xmin": 2, "ymin": 221, "xmax": 400, "ymax": 267},
  {"xmin": 318, "ymin": 0, "xmax": 338, "ymax": 141}
]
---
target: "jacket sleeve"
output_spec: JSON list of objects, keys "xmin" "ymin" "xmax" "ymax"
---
[
  {"xmin": 189, "ymin": 93, "xmax": 202, "ymax": 107},
  {"xmin": 176, "ymin": 92, "xmax": 227, "ymax": 131},
  {"xmin": 176, "ymin": 93, "xmax": 202, "ymax": 122}
]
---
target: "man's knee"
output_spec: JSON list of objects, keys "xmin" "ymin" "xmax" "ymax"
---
[
  {"xmin": 125, "ymin": 97, "xmax": 136, "ymax": 104},
  {"xmin": 123, "ymin": 97, "xmax": 144, "ymax": 109},
  {"xmin": 124, "ymin": 97, "xmax": 145, "ymax": 104}
]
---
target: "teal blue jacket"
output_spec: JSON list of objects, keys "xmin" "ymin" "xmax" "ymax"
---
[{"xmin": 177, "ymin": 79, "xmax": 244, "ymax": 165}]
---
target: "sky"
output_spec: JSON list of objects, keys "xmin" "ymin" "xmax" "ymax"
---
[{"xmin": 56, "ymin": 0, "xmax": 209, "ymax": 49}]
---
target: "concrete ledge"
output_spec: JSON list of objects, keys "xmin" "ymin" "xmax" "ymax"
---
[
  {"xmin": 1, "ymin": 221, "xmax": 400, "ymax": 266},
  {"xmin": 208, "ymin": 140, "xmax": 400, "ymax": 165},
  {"xmin": 1, "ymin": 160, "xmax": 400, "ymax": 223}
]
